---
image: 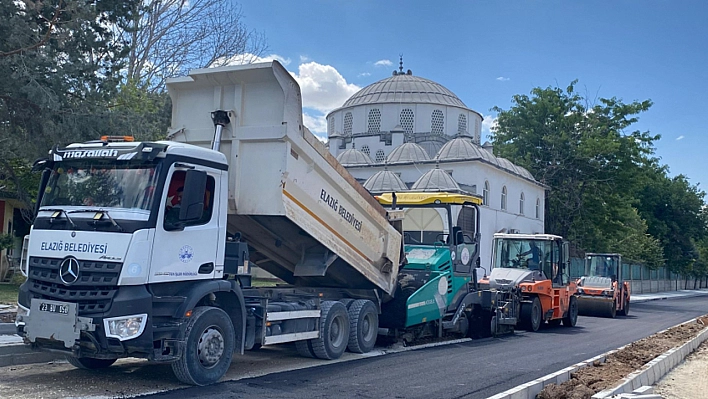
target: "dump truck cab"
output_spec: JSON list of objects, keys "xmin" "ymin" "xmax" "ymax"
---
[
  {"xmin": 376, "ymin": 192, "xmax": 481, "ymax": 340},
  {"xmin": 487, "ymin": 233, "xmax": 578, "ymax": 331},
  {"xmin": 577, "ymin": 253, "xmax": 630, "ymax": 318}
]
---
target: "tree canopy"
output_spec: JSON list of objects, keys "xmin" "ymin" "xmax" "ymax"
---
[{"xmin": 491, "ymin": 81, "xmax": 706, "ymax": 273}]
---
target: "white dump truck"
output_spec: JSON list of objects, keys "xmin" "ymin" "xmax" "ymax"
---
[{"xmin": 16, "ymin": 61, "xmax": 484, "ymax": 385}]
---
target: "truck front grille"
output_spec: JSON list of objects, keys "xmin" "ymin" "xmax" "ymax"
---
[{"xmin": 27, "ymin": 257, "xmax": 122, "ymax": 315}]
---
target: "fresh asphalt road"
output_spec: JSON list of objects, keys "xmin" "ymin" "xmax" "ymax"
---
[{"xmin": 139, "ymin": 296, "xmax": 708, "ymax": 399}]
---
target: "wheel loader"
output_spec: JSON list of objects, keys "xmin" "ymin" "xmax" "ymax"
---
[{"xmin": 577, "ymin": 253, "xmax": 630, "ymax": 318}]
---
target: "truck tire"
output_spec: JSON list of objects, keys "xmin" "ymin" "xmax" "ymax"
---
[
  {"xmin": 607, "ymin": 300, "xmax": 617, "ymax": 318},
  {"xmin": 171, "ymin": 306, "xmax": 235, "ymax": 386},
  {"xmin": 311, "ymin": 301, "xmax": 349, "ymax": 360},
  {"xmin": 66, "ymin": 356, "xmax": 117, "ymax": 369},
  {"xmin": 347, "ymin": 300, "xmax": 378, "ymax": 354},
  {"xmin": 295, "ymin": 340, "xmax": 316, "ymax": 358},
  {"xmin": 521, "ymin": 297, "xmax": 542, "ymax": 332},
  {"xmin": 563, "ymin": 296, "xmax": 578, "ymax": 327}
]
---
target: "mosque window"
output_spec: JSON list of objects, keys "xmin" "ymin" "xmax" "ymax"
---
[
  {"xmin": 458, "ymin": 114, "xmax": 467, "ymax": 135},
  {"xmin": 368, "ymin": 109, "xmax": 381, "ymax": 134},
  {"xmin": 344, "ymin": 112, "xmax": 353, "ymax": 136},
  {"xmin": 520, "ymin": 192, "xmax": 525, "ymax": 215},
  {"xmin": 328, "ymin": 117, "xmax": 334, "ymax": 136},
  {"xmin": 375, "ymin": 149, "xmax": 386, "ymax": 163},
  {"xmin": 536, "ymin": 198, "xmax": 541, "ymax": 219},
  {"xmin": 361, "ymin": 145, "xmax": 370, "ymax": 157},
  {"xmin": 483, "ymin": 181, "xmax": 489, "ymax": 206},
  {"xmin": 400, "ymin": 108, "xmax": 415, "ymax": 134},
  {"xmin": 431, "ymin": 109, "xmax": 444, "ymax": 135},
  {"xmin": 501, "ymin": 186, "xmax": 507, "ymax": 211}
]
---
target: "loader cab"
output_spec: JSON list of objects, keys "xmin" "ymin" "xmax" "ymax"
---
[
  {"xmin": 584, "ymin": 254, "xmax": 622, "ymax": 282},
  {"xmin": 491, "ymin": 234, "xmax": 570, "ymax": 287}
]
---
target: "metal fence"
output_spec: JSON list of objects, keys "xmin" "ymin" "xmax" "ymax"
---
[{"xmin": 569, "ymin": 258, "xmax": 708, "ymax": 294}]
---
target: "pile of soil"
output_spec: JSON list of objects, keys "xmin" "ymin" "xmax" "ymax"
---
[{"xmin": 538, "ymin": 315, "xmax": 708, "ymax": 399}]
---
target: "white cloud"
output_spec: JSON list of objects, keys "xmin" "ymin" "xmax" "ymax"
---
[
  {"xmin": 496, "ymin": 76, "xmax": 510, "ymax": 81},
  {"xmin": 219, "ymin": 53, "xmax": 291, "ymax": 66},
  {"xmin": 358, "ymin": 72, "xmax": 371, "ymax": 77},
  {"xmin": 374, "ymin": 59, "xmax": 393, "ymax": 67},
  {"xmin": 303, "ymin": 111, "xmax": 328, "ymax": 140},
  {"xmin": 482, "ymin": 114, "xmax": 498, "ymax": 136},
  {"xmin": 290, "ymin": 62, "xmax": 361, "ymax": 113},
  {"xmin": 676, "ymin": 135, "xmax": 685, "ymax": 141},
  {"xmin": 299, "ymin": 55, "xmax": 310, "ymax": 63}
]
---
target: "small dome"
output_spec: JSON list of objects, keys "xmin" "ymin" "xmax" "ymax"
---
[
  {"xmin": 435, "ymin": 137, "xmax": 484, "ymax": 160},
  {"xmin": 516, "ymin": 166, "xmax": 535, "ymax": 181},
  {"xmin": 363, "ymin": 170, "xmax": 408, "ymax": 194},
  {"xmin": 337, "ymin": 148, "xmax": 373, "ymax": 166},
  {"xmin": 386, "ymin": 142, "xmax": 430, "ymax": 164},
  {"xmin": 411, "ymin": 166, "xmax": 461, "ymax": 192},
  {"xmin": 496, "ymin": 157, "xmax": 521, "ymax": 175}
]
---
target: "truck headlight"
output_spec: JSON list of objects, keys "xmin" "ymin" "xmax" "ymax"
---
[{"xmin": 104, "ymin": 314, "xmax": 148, "ymax": 341}]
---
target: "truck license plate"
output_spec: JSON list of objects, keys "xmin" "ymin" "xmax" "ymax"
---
[{"xmin": 39, "ymin": 302, "xmax": 69, "ymax": 315}]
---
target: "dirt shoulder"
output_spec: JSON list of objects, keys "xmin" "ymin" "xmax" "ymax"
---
[{"xmin": 538, "ymin": 315, "xmax": 708, "ymax": 399}]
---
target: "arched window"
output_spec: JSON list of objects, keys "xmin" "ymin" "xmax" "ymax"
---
[
  {"xmin": 483, "ymin": 180, "xmax": 490, "ymax": 206},
  {"xmin": 458, "ymin": 114, "xmax": 467, "ymax": 135},
  {"xmin": 361, "ymin": 145, "xmax": 370, "ymax": 157},
  {"xmin": 375, "ymin": 149, "xmax": 386, "ymax": 163},
  {"xmin": 536, "ymin": 198, "xmax": 541, "ymax": 219},
  {"xmin": 501, "ymin": 186, "xmax": 507, "ymax": 211},
  {"xmin": 343, "ymin": 112, "xmax": 353, "ymax": 135},
  {"xmin": 520, "ymin": 192, "xmax": 525, "ymax": 215},
  {"xmin": 327, "ymin": 117, "xmax": 335, "ymax": 136},
  {"xmin": 431, "ymin": 109, "xmax": 444, "ymax": 135},
  {"xmin": 368, "ymin": 109, "xmax": 381, "ymax": 133}
]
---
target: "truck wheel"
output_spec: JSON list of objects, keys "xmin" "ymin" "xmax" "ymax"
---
[
  {"xmin": 311, "ymin": 301, "xmax": 349, "ymax": 360},
  {"xmin": 66, "ymin": 356, "xmax": 117, "ymax": 369},
  {"xmin": 469, "ymin": 309, "xmax": 492, "ymax": 339},
  {"xmin": 563, "ymin": 296, "xmax": 578, "ymax": 327},
  {"xmin": 295, "ymin": 340, "xmax": 316, "ymax": 358},
  {"xmin": 171, "ymin": 306, "xmax": 235, "ymax": 386},
  {"xmin": 521, "ymin": 297, "xmax": 542, "ymax": 332},
  {"xmin": 347, "ymin": 300, "xmax": 378, "ymax": 353},
  {"xmin": 607, "ymin": 300, "xmax": 617, "ymax": 318}
]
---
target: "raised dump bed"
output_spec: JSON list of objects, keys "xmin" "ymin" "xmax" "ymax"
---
[{"xmin": 166, "ymin": 61, "xmax": 401, "ymax": 295}]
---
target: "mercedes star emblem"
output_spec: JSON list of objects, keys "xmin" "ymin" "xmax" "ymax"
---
[{"xmin": 59, "ymin": 257, "xmax": 80, "ymax": 285}]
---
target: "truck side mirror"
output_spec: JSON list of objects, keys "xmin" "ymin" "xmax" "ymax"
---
[{"xmin": 178, "ymin": 170, "xmax": 207, "ymax": 223}]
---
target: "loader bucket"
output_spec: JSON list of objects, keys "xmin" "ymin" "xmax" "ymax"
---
[{"xmin": 577, "ymin": 296, "xmax": 615, "ymax": 318}]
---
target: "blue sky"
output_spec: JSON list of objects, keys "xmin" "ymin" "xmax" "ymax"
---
[{"xmin": 238, "ymin": 1, "xmax": 708, "ymax": 192}]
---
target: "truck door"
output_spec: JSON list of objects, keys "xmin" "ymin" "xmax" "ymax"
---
[{"xmin": 149, "ymin": 164, "xmax": 221, "ymax": 283}]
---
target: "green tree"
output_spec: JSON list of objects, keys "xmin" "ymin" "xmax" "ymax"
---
[
  {"xmin": 491, "ymin": 81, "xmax": 664, "ymax": 266},
  {"xmin": 0, "ymin": 0, "xmax": 139, "ymax": 211}
]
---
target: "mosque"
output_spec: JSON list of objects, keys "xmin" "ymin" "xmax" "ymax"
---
[{"xmin": 325, "ymin": 59, "xmax": 545, "ymax": 271}]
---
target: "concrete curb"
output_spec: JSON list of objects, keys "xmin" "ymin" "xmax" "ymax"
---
[
  {"xmin": 485, "ymin": 318, "xmax": 707, "ymax": 399},
  {"xmin": 0, "ymin": 342, "xmax": 66, "ymax": 367},
  {"xmin": 630, "ymin": 290, "xmax": 708, "ymax": 304},
  {"xmin": 591, "ymin": 323, "xmax": 708, "ymax": 398},
  {"xmin": 0, "ymin": 323, "xmax": 16, "ymax": 335}
]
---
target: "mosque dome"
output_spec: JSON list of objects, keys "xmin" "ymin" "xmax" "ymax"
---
[
  {"xmin": 336, "ymin": 148, "xmax": 373, "ymax": 166},
  {"xmin": 435, "ymin": 137, "xmax": 485, "ymax": 161},
  {"xmin": 363, "ymin": 169, "xmax": 408, "ymax": 194},
  {"xmin": 386, "ymin": 142, "xmax": 430, "ymax": 164},
  {"xmin": 341, "ymin": 73, "xmax": 467, "ymax": 109},
  {"xmin": 411, "ymin": 165, "xmax": 461, "ymax": 192}
]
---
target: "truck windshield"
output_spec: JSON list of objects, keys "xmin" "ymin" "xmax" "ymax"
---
[
  {"xmin": 494, "ymin": 238, "xmax": 552, "ymax": 271},
  {"xmin": 40, "ymin": 161, "xmax": 161, "ymax": 211},
  {"xmin": 586, "ymin": 256, "xmax": 618, "ymax": 278},
  {"xmin": 402, "ymin": 207, "xmax": 448, "ymax": 245}
]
